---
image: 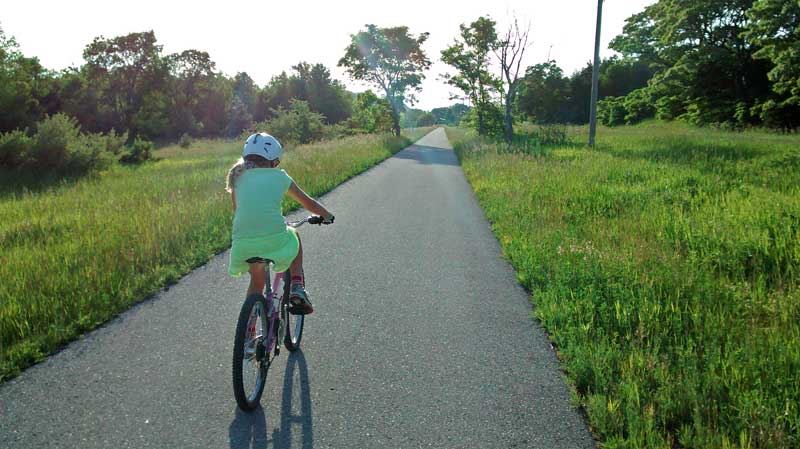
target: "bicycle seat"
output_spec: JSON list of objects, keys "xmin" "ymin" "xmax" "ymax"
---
[{"xmin": 246, "ymin": 257, "xmax": 274, "ymax": 264}]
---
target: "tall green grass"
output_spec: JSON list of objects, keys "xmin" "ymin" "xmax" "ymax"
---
[
  {"xmin": 447, "ymin": 122, "xmax": 800, "ymax": 449},
  {"xmin": 0, "ymin": 128, "xmax": 434, "ymax": 380}
]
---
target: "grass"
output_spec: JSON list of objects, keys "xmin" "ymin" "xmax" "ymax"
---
[
  {"xmin": 446, "ymin": 122, "xmax": 800, "ymax": 449},
  {"xmin": 0, "ymin": 127, "xmax": 434, "ymax": 381}
]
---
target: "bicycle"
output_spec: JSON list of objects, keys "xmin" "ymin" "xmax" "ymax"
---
[{"xmin": 232, "ymin": 214, "xmax": 331, "ymax": 411}]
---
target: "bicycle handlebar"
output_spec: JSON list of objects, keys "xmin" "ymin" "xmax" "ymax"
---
[{"xmin": 286, "ymin": 215, "xmax": 335, "ymax": 228}]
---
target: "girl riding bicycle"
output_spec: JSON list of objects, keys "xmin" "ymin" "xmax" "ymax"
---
[{"xmin": 226, "ymin": 132, "xmax": 334, "ymax": 315}]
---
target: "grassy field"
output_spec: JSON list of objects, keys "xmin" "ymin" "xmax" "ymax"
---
[
  {"xmin": 446, "ymin": 122, "xmax": 800, "ymax": 449},
  {"xmin": 0, "ymin": 128, "xmax": 434, "ymax": 381}
]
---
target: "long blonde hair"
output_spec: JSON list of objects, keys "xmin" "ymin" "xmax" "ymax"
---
[{"xmin": 225, "ymin": 155, "xmax": 276, "ymax": 193}]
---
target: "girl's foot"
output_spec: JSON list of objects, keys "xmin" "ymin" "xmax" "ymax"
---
[{"xmin": 289, "ymin": 284, "xmax": 314, "ymax": 315}]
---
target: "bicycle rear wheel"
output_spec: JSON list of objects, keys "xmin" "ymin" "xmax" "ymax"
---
[
  {"xmin": 232, "ymin": 292, "xmax": 270, "ymax": 411},
  {"xmin": 282, "ymin": 270, "xmax": 304, "ymax": 351}
]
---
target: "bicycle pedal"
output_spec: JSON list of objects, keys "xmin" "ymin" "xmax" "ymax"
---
[{"xmin": 274, "ymin": 347, "xmax": 280, "ymax": 357}]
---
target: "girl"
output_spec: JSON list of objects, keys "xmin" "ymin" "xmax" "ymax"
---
[{"xmin": 226, "ymin": 132, "xmax": 334, "ymax": 315}]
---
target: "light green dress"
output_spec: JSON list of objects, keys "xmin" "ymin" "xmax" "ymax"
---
[{"xmin": 229, "ymin": 167, "xmax": 299, "ymax": 276}]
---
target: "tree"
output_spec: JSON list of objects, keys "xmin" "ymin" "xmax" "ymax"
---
[
  {"xmin": 494, "ymin": 16, "xmax": 530, "ymax": 142},
  {"xmin": 166, "ymin": 49, "xmax": 217, "ymax": 137},
  {"xmin": 339, "ymin": 24, "xmax": 431, "ymax": 136},
  {"xmin": 82, "ymin": 31, "xmax": 170, "ymax": 135},
  {"xmin": 350, "ymin": 90, "xmax": 393, "ymax": 133},
  {"xmin": 517, "ymin": 61, "xmax": 570, "ymax": 123},
  {"xmin": 431, "ymin": 104, "xmax": 471, "ymax": 125},
  {"xmin": 745, "ymin": 0, "xmax": 800, "ymax": 128},
  {"xmin": 610, "ymin": 0, "xmax": 773, "ymax": 126},
  {"xmin": 0, "ymin": 26, "xmax": 56, "ymax": 133},
  {"xmin": 441, "ymin": 16, "xmax": 499, "ymax": 136}
]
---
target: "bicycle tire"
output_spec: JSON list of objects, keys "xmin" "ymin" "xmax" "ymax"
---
[
  {"xmin": 283, "ymin": 270, "xmax": 304, "ymax": 351},
  {"xmin": 232, "ymin": 292, "xmax": 269, "ymax": 411}
]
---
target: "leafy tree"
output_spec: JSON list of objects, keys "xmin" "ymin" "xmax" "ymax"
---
[
  {"xmin": 745, "ymin": 0, "xmax": 800, "ymax": 128},
  {"xmin": 517, "ymin": 61, "xmax": 570, "ymax": 123},
  {"xmin": 82, "ymin": 31, "xmax": 170, "ymax": 135},
  {"xmin": 431, "ymin": 104, "xmax": 471, "ymax": 125},
  {"xmin": 440, "ymin": 16, "xmax": 499, "ymax": 135},
  {"xmin": 350, "ymin": 90, "xmax": 393, "ymax": 133},
  {"xmin": 0, "ymin": 26, "xmax": 55, "ymax": 133},
  {"xmin": 167, "ymin": 49, "xmax": 218, "ymax": 137},
  {"xmin": 339, "ymin": 24, "xmax": 431, "ymax": 136},
  {"xmin": 610, "ymin": 0, "xmax": 772, "ymax": 126},
  {"xmin": 232, "ymin": 72, "xmax": 258, "ymax": 117}
]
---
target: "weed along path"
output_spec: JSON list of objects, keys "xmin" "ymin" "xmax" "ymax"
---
[{"xmin": 0, "ymin": 128, "xmax": 593, "ymax": 448}]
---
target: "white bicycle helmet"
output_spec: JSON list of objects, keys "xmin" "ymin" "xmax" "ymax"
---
[{"xmin": 243, "ymin": 132, "xmax": 282, "ymax": 161}]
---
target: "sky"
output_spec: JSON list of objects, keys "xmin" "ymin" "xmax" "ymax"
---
[{"xmin": 3, "ymin": 0, "xmax": 656, "ymax": 111}]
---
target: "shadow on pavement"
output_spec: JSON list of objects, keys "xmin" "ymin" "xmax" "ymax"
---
[
  {"xmin": 394, "ymin": 144, "xmax": 461, "ymax": 166},
  {"xmin": 229, "ymin": 406, "xmax": 268, "ymax": 449},
  {"xmin": 228, "ymin": 350, "xmax": 313, "ymax": 449},
  {"xmin": 272, "ymin": 350, "xmax": 313, "ymax": 449}
]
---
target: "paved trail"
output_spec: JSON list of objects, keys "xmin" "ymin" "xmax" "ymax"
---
[{"xmin": 0, "ymin": 128, "xmax": 594, "ymax": 448}]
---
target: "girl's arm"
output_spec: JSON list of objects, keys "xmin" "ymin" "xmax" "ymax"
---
[{"xmin": 287, "ymin": 181, "xmax": 333, "ymax": 219}]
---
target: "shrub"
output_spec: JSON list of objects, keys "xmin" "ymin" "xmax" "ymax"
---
[
  {"xmin": 0, "ymin": 130, "xmax": 32, "ymax": 168},
  {"xmin": 120, "ymin": 138, "xmax": 154, "ymax": 164},
  {"xmin": 247, "ymin": 100, "xmax": 327, "ymax": 145},
  {"xmin": 28, "ymin": 113, "xmax": 81, "ymax": 170},
  {"xmin": 622, "ymin": 88, "xmax": 655, "ymax": 124},
  {"xmin": 598, "ymin": 96, "xmax": 627, "ymax": 126},
  {"xmin": 179, "ymin": 133, "xmax": 193, "ymax": 148}
]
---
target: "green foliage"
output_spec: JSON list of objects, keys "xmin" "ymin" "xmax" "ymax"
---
[
  {"xmin": 0, "ymin": 113, "xmax": 130, "ymax": 174},
  {"xmin": 349, "ymin": 90, "xmax": 394, "ymax": 133},
  {"xmin": 0, "ymin": 130, "xmax": 32, "ymax": 167},
  {"xmin": 460, "ymin": 102, "xmax": 504, "ymax": 136},
  {"xmin": 0, "ymin": 25, "xmax": 56, "ymax": 133},
  {"xmin": 252, "ymin": 99, "xmax": 327, "ymax": 145},
  {"xmin": 179, "ymin": 132, "xmax": 193, "ymax": 148},
  {"xmin": 431, "ymin": 104, "xmax": 470, "ymax": 125},
  {"xmin": 440, "ymin": 16, "xmax": 499, "ymax": 136},
  {"xmin": 517, "ymin": 57, "xmax": 654, "ymax": 125},
  {"xmin": 598, "ymin": 88, "xmax": 655, "ymax": 126},
  {"xmin": 0, "ymin": 26, "xmax": 357, "ymax": 148},
  {"xmin": 0, "ymin": 129, "xmax": 429, "ymax": 381},
  {"xmin": 339, "ymin": 24, "xmax": 431, "ymax": 135},
  {"xmin": 119, "ymin": 138, "xmax": 154, "ymax": 164},
  {"xmin": 449, "ymin": 122, "xmax": 800, "ymax": 448}
]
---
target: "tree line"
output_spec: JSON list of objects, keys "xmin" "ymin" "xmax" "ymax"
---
[
  {"xmin": 443, "ymin": 1, "xmax": 799, "ymax": 136},
  {"xmin": 521, "ymin": 0, "xmax": 799, "ymax": 130}
]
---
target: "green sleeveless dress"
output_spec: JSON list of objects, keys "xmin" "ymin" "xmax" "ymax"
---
[{"xmin": 229, "ymin": 168, "xmax": 300, "ymax": 276}]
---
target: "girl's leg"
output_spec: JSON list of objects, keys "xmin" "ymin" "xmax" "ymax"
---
[
  {"xmin": 289, "ymin": 233, "xmax": 304, "ymax": 285},
  {"xmin": 247, "ymin": 263, "xmax": 267, "ymax": 296},
  {"xmin": 287, "ymin": 233, "xmax": 312, "ymax": 314}
]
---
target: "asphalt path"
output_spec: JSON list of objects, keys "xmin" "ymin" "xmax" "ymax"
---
[{"xmin": 0, "ymin": 128, "xmax": 595, "ymax": 448}]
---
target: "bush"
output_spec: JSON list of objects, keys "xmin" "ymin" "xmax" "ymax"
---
[
  {"xmin": 28, "ymin": 113, "xmax": 81, "ymax": 170},
  {"xmin": 622, "ymin": 88, "xmax": 655, "ymax": 124},
  {"xmin": 247, "ymin": 99, "xmax": 327, "ymax": 145},
  {"xmin": 460, "ymin": 103, "xmax": 505, "ymax": 137},
  {"xmin": 120, "ymin": 138, "xmax": 154, "ymax": 164},
  {"xmin": 0, "ymin": 130, "xmax": 32, "ymax": 167},
  {"xmin": 179, "ymin": 133, "xmax": 193, "ymax": 148},
  {"xmin": 598, "ymin": 96, "xmax": 627, "ymax": 126}
]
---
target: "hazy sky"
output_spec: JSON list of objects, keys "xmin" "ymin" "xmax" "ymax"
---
[{"xmin": 3, "ymin": 0, "xmax": 655, "ymax": 110}]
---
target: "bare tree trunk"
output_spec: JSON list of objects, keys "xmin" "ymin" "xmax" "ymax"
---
[
  {"xmin": 495, "ymin": 16, "xmax": 530, "ymax": 144},
  {"xmin": 505, "ymin": 92, "xmax": 514, "ymax": 143}
]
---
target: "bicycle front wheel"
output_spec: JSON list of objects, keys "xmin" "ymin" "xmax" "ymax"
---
[
  {"xmin": 232, "ymin": 293, "xmax": 269, "ymax": 411},
  {"xmin": 282, "ymin": 271, "xmax": 304, "ymax": 351}
]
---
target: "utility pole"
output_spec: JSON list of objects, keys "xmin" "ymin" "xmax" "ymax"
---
[{"xmin": 588, "ymin": 0, "xmax": 603, "ymax": 147}]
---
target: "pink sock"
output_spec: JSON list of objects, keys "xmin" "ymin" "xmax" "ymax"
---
[{"xmin": 290, "ymin": 275, "xmax": 304, "ymax": 286}]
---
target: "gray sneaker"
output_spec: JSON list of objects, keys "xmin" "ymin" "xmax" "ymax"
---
[{"xmin": 288, "ymin": 284, "xmax": 314, "ymax": 315}]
